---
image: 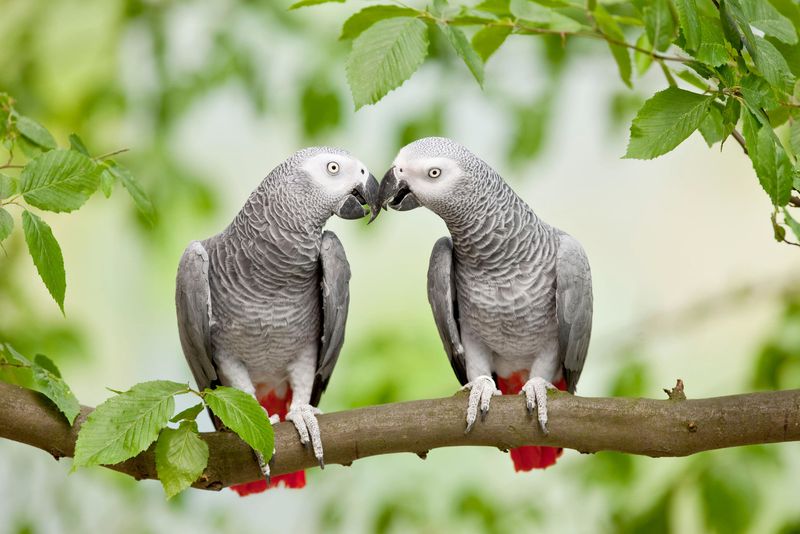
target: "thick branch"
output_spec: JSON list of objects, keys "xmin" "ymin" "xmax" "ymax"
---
[{"xmin": 1, "ymin": 381, "xmax": 798, "ymax": 490}]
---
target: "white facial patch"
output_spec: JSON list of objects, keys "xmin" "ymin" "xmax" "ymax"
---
[
  {"xmin": 302, "ymin": 153, "xmax": 366, "ymax": 195},
  {"xmin": 393, "ymin": 155, "xmax": 461, "ymax": 201}
]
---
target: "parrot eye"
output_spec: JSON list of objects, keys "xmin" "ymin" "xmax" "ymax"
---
[
  {"xmin": 428, "ymin": 168, "xmax": 441, "ymax": 179},
  {"xmin": 326, "ymin": 162, "xmax": 340, "ymax": 175}
]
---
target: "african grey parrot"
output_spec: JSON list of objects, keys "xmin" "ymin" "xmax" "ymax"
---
[
  {"xmin": 176, "ymin": 147, "xmax": 379, "ymax": 494},
  {"xmin": 378, "ymin": 137, "xmax": 592, "ymax": 471}
]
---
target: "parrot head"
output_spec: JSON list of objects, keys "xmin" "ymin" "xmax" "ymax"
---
[
  {"xmin": 290, "ymin": 147, "xmax": 381, "ymax": 223},
  {"xmin": 378, "ymin": 137, "xmax": 487, "ymax": 216}
]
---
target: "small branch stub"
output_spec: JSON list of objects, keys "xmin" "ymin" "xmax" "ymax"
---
[{"xmin": 664, "ymin": 379, "xmax": 687, "ymax": 400}]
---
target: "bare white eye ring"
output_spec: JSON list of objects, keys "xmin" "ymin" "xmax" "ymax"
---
[
  {"xmin": 428, "ymin": 168, "xmax": 441, "ymax": 178},
  {"xmin": 327, "ymin": 161, "xmax": 340, "ymax": 175}
]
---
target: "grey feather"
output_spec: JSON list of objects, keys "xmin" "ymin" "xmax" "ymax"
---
[
  {"xmin": 555, "ymin": 232, "xmax": 593, "ymax": 394},
  {"xmin": 427, "ymin": 236, "xmax": 467, "ymax": 385},
  {"xmin": 175, "ymin": 241, "xmax": 218, "ymax": 393},
  {"xmin": 311, "ymin": 230, "xmax": 351, "ymax": 405}
]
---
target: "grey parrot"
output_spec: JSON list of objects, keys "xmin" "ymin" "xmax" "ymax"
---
[
  {"xmin": 175, "ymin": 147, "xmax": 379, "ymax": 494},
  {"xmin": 378, "ymin": 137, "xmax": 592, "ymax": 471}
]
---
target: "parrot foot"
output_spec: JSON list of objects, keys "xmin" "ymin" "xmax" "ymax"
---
[
  {"xmin": 268, "ymin": 414, "xmax": 280, "ymax": 425},
  {"xmin": 461, "ymin": 375, "xmax": 500, "ymax": 434},
  {"xmin": 286, "ymin": 404, "xmax": 325, "ymax": 469},
  {"xmin": 520, "ymin": 376, "xmax": 557, "ymax": 434},
  {"xmin": 255, "ymin": 450, "xmax": 272, "ymax": 485}
]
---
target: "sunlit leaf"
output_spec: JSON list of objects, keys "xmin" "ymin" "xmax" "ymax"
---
[
  {"xmin": 439, "ymin": 24, "xmax": 484, "ymax": 86},
  {"xmin": 740, "ymin": 0, "xmax": 797, "ymax": 44},
  {"xmin": 0, "ymin": 207, "xmax": 12, "ymax": 242},
  {"xmin": 339, "ymin": 5, "xmax": 418, "ymax": 41},
  {"xmin": 155, "ymin": 421, "xmax": 209, "ymax": 499},
  {"xmin": 20, "ymin": 150, "xmax": 101, "ymax": 213},
  {"xmin": 289, "ymin": 0, "xmax": 345, "ymax": 9},
  {"xmin": 203, "ymin": 386, "xmax": 274, "ymax": 460},
  {"xmin": 472, "ymin": 25, "xmax": 512, "ymax": 62},
  {"xmin": 15, "ymin": 116, "xmax": 56, "ymax": 150},
  {"xmin": 22, "ymin": 210, "xmax": 66, "ymax": 313},
  {"xmin": 594, "ymin": 4, "xmax": 632, "ymax": 88}
]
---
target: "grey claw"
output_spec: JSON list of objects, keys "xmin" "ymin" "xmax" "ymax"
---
[
  {"xmin": 480, "ymin": 407, "xmax": 488, "ymax": 422},
  {"xmin": 526, "ymin": 402, "xmax": 534, "ymax": 416},
  {"xmin": 265, "ymin": 471, "xmax": 271, "ymax": 486},
  {"xmin": 539, "ymin": 420, "xmax": 549, "ymax": 435},
  {"xmin": 465, "ymin": 421, "xmax": 474, "ymax": 434},
  {"xmin": 318, "ymin": 456, "xmax": 325, "ymax": 470}
]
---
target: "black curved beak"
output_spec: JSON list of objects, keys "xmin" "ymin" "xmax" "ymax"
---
[
  {"xmin": 335, "ymin": 173, "xmax": 381, "ymax": 222},
  {"xmin": 378, "ymin": 167, "xmax": 420, "ymax": 211}
]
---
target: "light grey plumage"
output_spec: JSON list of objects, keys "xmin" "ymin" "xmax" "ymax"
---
[
  {"xmin": 176, "ymin": 147, "xmax": 379, "ymax": 490},
  {"xmin": 380, "ymin": 137, "xmax": 593, "ymax": 453}
]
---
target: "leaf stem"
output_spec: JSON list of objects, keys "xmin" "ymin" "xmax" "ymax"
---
[{"xmin": 93, "ymin": 148, "xmax": 129, "ymax": 161}]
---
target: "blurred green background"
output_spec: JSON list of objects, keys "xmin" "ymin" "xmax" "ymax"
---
[{"xmin": 1, "ymin": 1, "xmax": 800, "ymax": 533}]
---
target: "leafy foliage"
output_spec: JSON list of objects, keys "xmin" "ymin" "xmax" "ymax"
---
[
  {"xmin": 0, "ymin": 343, "xmax": 80, "ymax": 424},
  {"xmin": 155, "ymin": 421, "xmax": 209, "ymax": 499},
  {"xmin": 312, "ymin": 0, "xmax": 800, "ymax": 244},
  {"xmin": 204, "ymin": 386, "xmax": 275, "ymax": 460},
  {"xmin": 0, "ymin": 93, "xmax": 155, "ymax": 310}
]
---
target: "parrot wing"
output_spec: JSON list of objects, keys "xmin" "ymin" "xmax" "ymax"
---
[
  {"xmin": 427, "ymin": 236, "xmax": 467, "ymax": 385},
  {"xmin": 555, "ymin": 232, "xmax": 593, "ymax": 394},
  {"xmin": 311, "ymin": 230, "xmax": 351, "ymax": 406},
  {"xmin": 176, "ymin": 241, "xmax": 218, "ymax": 394}
]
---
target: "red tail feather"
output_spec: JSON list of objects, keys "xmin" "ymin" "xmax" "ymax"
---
[
  {"xmin": 229, "ymin": 387, "xmax": 307, "ymax": 496},
  {"xmin": 496, "ymin": 372, "xmax": 567, "ymax": 471}
]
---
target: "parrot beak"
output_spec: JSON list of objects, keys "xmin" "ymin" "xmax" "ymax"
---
[
  {"xmin": 378, "ymin": 167, "xmax": 421, "ymax": 212},
  {"xmin": 335, "ymin": 173, "xmax": 381, "ymax": 222}
]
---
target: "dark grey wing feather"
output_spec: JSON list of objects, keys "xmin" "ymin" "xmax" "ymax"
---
[
  {"xmin": 427, "ymin": 237, "xmax": 467, "ymax": 385},
  {"xmin": 555, "ymin": 233, "xmax": 593, "ymax": 394},
  {"xmin": 176, "ymin": 241, "xmax": 218, "ymax": 394},
  {"xmin": 311, "ymin": 230, "xmax": 351, "ymax": 406}
]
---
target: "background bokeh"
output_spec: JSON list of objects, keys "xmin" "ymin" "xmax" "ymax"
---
[{"xmin": 1, "ymin": 1, "xmax": 800, "ymax": 533}]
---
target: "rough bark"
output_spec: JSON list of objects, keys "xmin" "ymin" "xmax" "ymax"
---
[{"xmin": 1, "ymin": 381, "xmax": 798, "ymax": 490}]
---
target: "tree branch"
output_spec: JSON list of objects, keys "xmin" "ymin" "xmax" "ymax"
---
[{"xmin": 1, "ymin": 381, "xmax": 798, "ymax": 491}]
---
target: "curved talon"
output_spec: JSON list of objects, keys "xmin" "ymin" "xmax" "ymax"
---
[
  {"xmin": 287, "ymin": 404, "xmax": 325, "ymax": 468},
  {"xmin": 522, "ymin": 376, "xmax": 556, "ymax": 434},
  {"xmin": 462, "ymin": 375, "xmax": 499, "ymax": 434}
]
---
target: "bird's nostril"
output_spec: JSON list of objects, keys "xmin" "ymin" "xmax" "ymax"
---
[
  {"xmin": 360, "ymin": 169, "xmax": 364, "ymax": 174},
  {"xmin": 399, "ymin": 168, "xmax": 403, "ymax": 173}
]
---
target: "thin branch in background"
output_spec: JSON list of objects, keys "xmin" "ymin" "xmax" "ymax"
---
[{"xmin": 730, "ymin": 129, "xmax": 748, "ymax": 155}]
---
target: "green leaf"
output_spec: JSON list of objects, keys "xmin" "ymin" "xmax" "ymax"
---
[
  {"xmin": 1, "ymin": 345, "xmax": 80, "ymax": 424},
  {"xmin": 170, "ymin": 403, "xmax": 205, "ymax": 423},
  {"xmin": 203, "ymin": 386, "xmax": 274, "ymax": 460},
  {"xmin": 677, "ymin": 69, "xmax": 710, "ymax": 90},
  {"xmin": 15, "ymin": 116, "xmax": 56, "ymax": 150},
  {"xmin": 755, "ymin": 123, "xmax": 793, "ymax": 205},
  {"xmin": 20, "ymin": 150, "xmax": 101, "ymax": 213},
  {"xmin": 790, "ymin": 119, "xmax": 800, "ymax": 156},
  {"xmin": 22, "ymin": 210, "xmax": 66, "ymax": 313},
  {"xmin": 698, "ymin": 106, "xmax": 725, "ymax": 146},
  {"xmin": 784, "ymin": 208, "xmax": 800, "ymax": 241},
  {"xmin": 511, "ymin": 0, "xmax": 584, "ymax": 32},
  {"xmin": 289, "ymin": 0, "xmax": 345, "ymax": 9},
  {"xmin": 740, "ymin": 0, "xmax": 797, "ymax": 44},
  {"xmin": 301, "ymin": 82, "xmax": 342, "ymax": 138},
  {"xmin": 73, "ymin": 381, "xmax": 188, "ymax": 469},
  {"xmin": 155, "ymin": 421, "xmax": 209, "ymax": 499},
  {"xmin": 68, "ymin": 134, "xmax": 90, "ymax": 156},
  {"xmin": 0, "ymin": 207, "xmax": 12, "ymax": 242},
  {"xmin": 345, "ymin": 17, "xmax": 429, "ymax": 109},
  {"xmin": 753, "ymin": 36, "xmax": 795, "ymax": 92},
  {"xmin": 472, "ymin": 25, "xmax": 512, "ymax": 62},
  {"xmin": 0, "ymin": 173, "xmax": 17, "ymax": 199},
  {"xmin": 634, "ymin": 32, "xmax": 653, "ymax": 75},
  {"xmin": 722, "ymin": 0, "xmax": 759, "ymax": 58},
  {"xmin": 339, "ymin": 5, "xmax": 418, "ymax": 40},
  {"xmin": 476, "ymin": 0, "xmax": 512, "ymax": 16},
  {"xmin": 594, "ymin": 5, "xmax": 632, "ymax": 88},
  {"xmin": 108, "ymin": 163, "xmax": 155, "ymax": 224},
  {"xmin": 674, "ymin": 0, "xmax": 701, "ymax": 50},
  {"xmin": 99, "ymin": 168, "xmax": 115, "ymax": 198},
  {"xmin": 696, "ymin": 14, "xmax": 730, "ymax": 66},
  {"xmin": 740, "ymin": 74, "xmax": 776, "ymax": 110},
  {"xmin": 643, "ymin": 0, "xmax": 677, "ymax": 52},
  {"xmin": 625, "ymin": 87, "xmax": 713, "ymax": 159},
  {"xmin": 439, "ymin": 24, "xmax": 484, "ymax": 86},
  {"xmin": 30, "ymin": 355, "xmax": 80, "ymax": 424}
]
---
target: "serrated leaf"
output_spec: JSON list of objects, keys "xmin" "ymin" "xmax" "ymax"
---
[
  {"xmin": 0, "ymin": 208, "xmax": 12, "ymax": 242},
  {"xmin": 155, "ymin": 421, "xmax": 209, "ymax": 499},
  {"xmin": 15, "ymin": 116, "xmax": 56, "ymax": 150},
  {"xmin": 472, "ymin": 25, "xmax": 512, "ymax": 62},
  {"xmin": 740, "ymin": 74, "xmax": 777, "ymax": 110},
  {"xmin": 753, "ymin": 36, "xmax": 795, "ymax": 92},
  {"xmin": 203, "ymin": 386, "xmax": 274, "ymax": 459},
  {"xmin": 674, "ymin": 0, "xmax": 701, "ymax": 50},
  {"xmin": 740, "ymin": 0, "xmax": 797, "ymax": 45},
  {"xmin": 634, "ymin": 32, "xmax": 654, "ymax": 75},
  {"xmin": 30, "ymin": 357, "xmax": 80, "ymax": 424},
  {"xmin": 722, "ymin": 0, "xmax": 758, "ymax": 58},
  {"xmin": 22, "ymin": 210, "xmax": 65, "ymax": 313},
  {"xmin": 625, "ymin": 87, "xmax": 713, "ymax": 159},
  {"xmin": 594, "ymin": 5, "xmax": 632, "ymax": 88},
  {"xmin": 73, "ymin": 381, "xmax": 188, "ymax": 469},
  {"xmin": 696, "ymin": 15, "xmax": 729, "ymax": 66},
  {"xmin": 345, "ymin": 17, "xmax": 429, "ymax": 109},
  {"xmin": 0, "ymin": 173, "xmax": 17, "ymax": 199},
  {"xmin": 754, "ymin": 123, "xmax": 793, "ymax": 205},
  {"xmin": 339, "ymin": 5, "xmax": 418, "ymax": 40},
  {"xmin": 20, "ymin": 150, "xmax": 101, "ymax": 213},
  {"xmin": 289, "ymin": 0, "xmax": 345, "ymax": 9},
  {"xmin": 439, "ymin": 24, "xmax": 484, "ymax": 86},
  {"xmin": 790, "ymin": 120, "xmax": 800, "ymax": 156},
  {"xmin": 68, "ymin": 134, "xmax": 90, "ymax": 156},
  {"xmin": 699, "ymin": 106, "xmax": 725, "ymax": 146},
  {"xmin": 511, "ymin": 0, "xmax": 584, "ymax": 31},
  {"xmin": 784, "ymin": 208, "xmax": 800, "ymax": 240},
  {"xmin": 476, "ymin": 0, "xmax": 512, "ymax": 16},
  {"xmin": 99, "ymin": 169, "xmax": 115, "ymax": 198},
  {"xmin": 643, "ymin": 0, "xmax": 676, "ymax": 52},
  {"xmin": 108, "ymin": 163, "xmax": 155, "ymax": 224},
  {"xmin": 170, "ymin": 403, "xmax": 205, "ymax": 423}
]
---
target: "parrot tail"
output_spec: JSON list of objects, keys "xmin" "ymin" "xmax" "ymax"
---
[
  {"xmin": 230, "ymin": 386, "xmax": 307, "ymax": 496},
  {"xmin": 496, "ymin": 373, "xmax": 567, "ymax": 472}
]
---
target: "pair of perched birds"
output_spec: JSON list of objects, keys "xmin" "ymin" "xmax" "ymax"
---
[{"xmin": 175, "ymin": 137, "xmax": 593, "ymax": 496}]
